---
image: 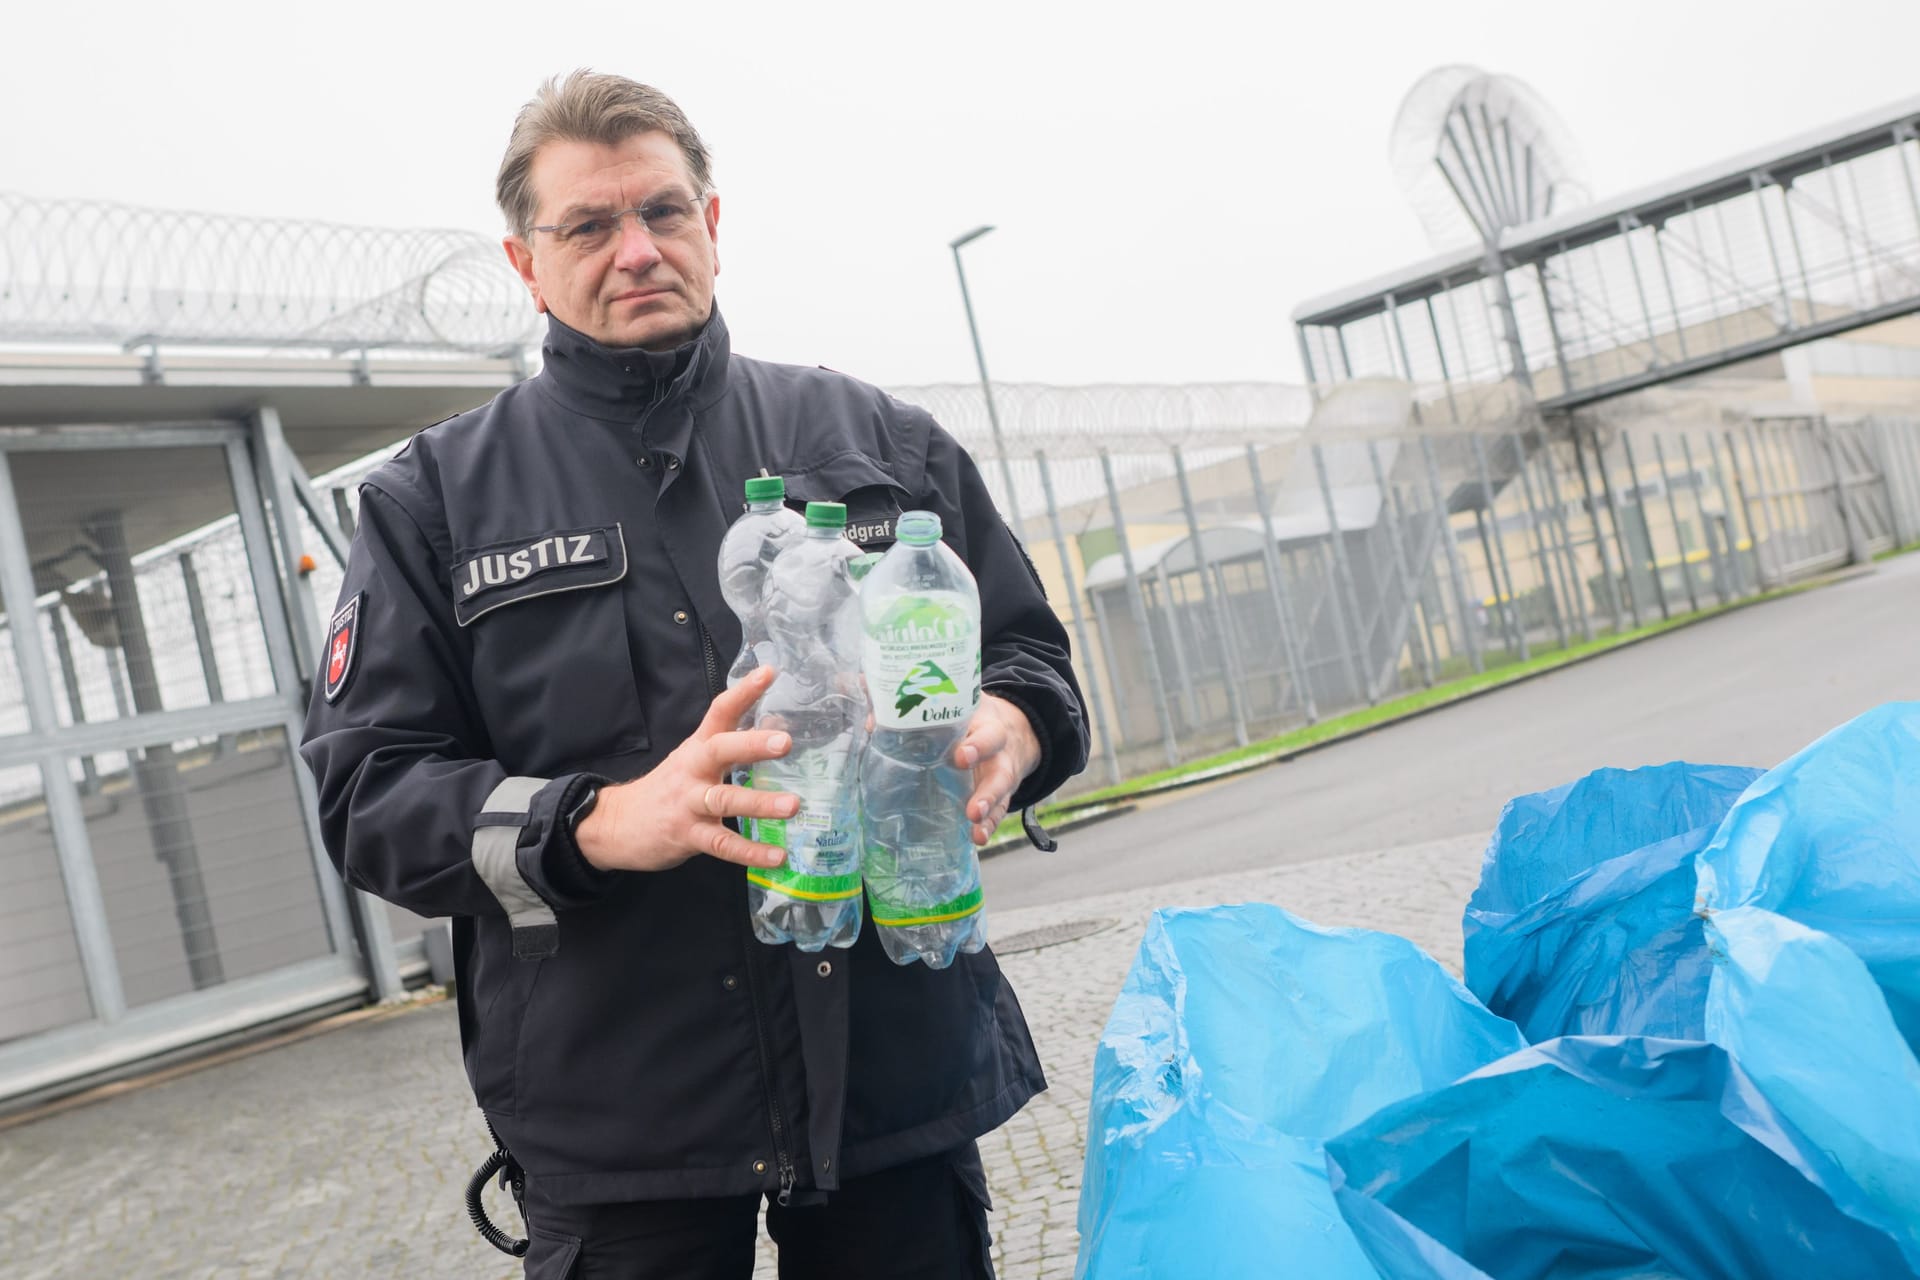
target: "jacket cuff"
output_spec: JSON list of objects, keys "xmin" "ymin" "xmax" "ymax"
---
[{"xmin": 542, "ymin": 772, "xmax": 617, "ymax": 903}]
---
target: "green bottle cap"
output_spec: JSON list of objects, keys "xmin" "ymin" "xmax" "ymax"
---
[
  {"xmin": 805, "ymin": 501, "xmax": 847, "ymax": 529},
  {"xmin": 744, "ymin": 476, "xmax": 785, "ymax": 502}
]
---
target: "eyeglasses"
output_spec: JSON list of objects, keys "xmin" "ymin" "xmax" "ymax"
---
[{"xmin": 530, "ymin": 193, "xmax": 708, "ymax": 253}]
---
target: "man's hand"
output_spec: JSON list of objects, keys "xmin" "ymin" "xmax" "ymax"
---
[
  {"xmin": 575, "ymin": 665, "xmax": 797, "ymax": 873},
  {"xmin": 954, "ymin": 693, "xmax": 1042, "ymax": 847}
]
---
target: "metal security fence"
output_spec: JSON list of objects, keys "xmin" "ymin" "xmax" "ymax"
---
[{"xmin": 920, "ymin": 383, "xmax": 1920, "ymax": 795}]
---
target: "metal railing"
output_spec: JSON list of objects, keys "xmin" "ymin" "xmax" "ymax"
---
[{"xmin": 1296, "ymin": 96, "xmax": 1920, "ymax": 414}]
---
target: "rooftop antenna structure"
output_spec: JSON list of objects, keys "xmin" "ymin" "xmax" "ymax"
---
[
  {"xmin": 1389, "ymin": 65, "xmax": 1591, "ymax": 250},
  {"xmin": 1387, "ymin": 66, "xmax": 1590, "ymax": 392}
]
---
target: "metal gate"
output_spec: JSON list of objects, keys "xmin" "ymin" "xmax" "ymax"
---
[
  {"xmin": 1741, "ymin": 416, "xmax": 1895, "ymax": 580},
  {"xmin": 0, "ymin": 418, "xmax": 398, "ymax": 1106}
]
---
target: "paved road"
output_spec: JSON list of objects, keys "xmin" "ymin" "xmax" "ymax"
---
[
  {"xmin": 988, "ymin": 553, "xmax": 1920, "ymax": 911},
  {"xmin": 3, "ymin": 832, "xmax": 1486, "ymax": 1280}
]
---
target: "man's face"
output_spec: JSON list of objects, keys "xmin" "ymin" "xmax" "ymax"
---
[{"xmin": 504, "ymin": 130, "xmax": 721, "ymax": 351}]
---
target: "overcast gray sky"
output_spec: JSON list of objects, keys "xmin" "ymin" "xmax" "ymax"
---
[{"xmin": 7, "ymin": 0, "xmax": 1917, "ymax": 387}]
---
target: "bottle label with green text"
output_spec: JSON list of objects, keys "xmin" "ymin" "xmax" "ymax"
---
[
  {"xmin": 864, "ymin": 591, "xmax": 980, "ymax": 731},
  {"xmin": 746, "ymin": 745, "xmax": 862, "ymax": 901}
]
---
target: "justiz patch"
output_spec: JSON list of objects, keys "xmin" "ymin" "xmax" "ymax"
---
[
  {"xmin": 451, "ymin": 525, "xmax": 628, "ymax": 626},
  {"xmin": 456, "ymin": 531, "xmax": 609, "ymax": 601}
]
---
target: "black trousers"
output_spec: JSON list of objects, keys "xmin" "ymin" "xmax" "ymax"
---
[{"xmin": 521, "ymin": 1144, "xmax": 996, "ymax": 1279}]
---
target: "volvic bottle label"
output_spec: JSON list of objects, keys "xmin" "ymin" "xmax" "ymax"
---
[
  {"xmin": 864, "ymin": 591, "xmax": 980, "ymax": 730},
  {"xmin": 746, "ymin": 746, "xmax": 862, "ymax": 901}
]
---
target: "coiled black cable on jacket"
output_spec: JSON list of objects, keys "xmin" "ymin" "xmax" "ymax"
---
[{"xmin": 465, "ymin": 1147, "xmax": 530, "ymax": 1257}]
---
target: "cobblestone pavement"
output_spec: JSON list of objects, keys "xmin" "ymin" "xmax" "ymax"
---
[{"xmin": 1, "ymin": 830, "xmax": 1483, "ymax": 1279}]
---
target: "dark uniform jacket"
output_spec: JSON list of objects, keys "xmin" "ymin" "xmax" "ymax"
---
[{"xmin": 298, "ymin": 309, "xmax": 1089, "ymax": 1206}]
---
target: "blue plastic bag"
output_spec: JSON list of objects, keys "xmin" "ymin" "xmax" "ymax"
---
[
  {"xmin": 1463, "ymin": 763, "xmax": 1760, "ymax": 1042},
  {"xmin": 1449, "ymin": 707, "xmax": 1920, "ymax": 1272},
  {"xmin": 1696, "ymin": 701, "xmax": 1920, "ymax": 1048},
  {"xmin": 1703, "ymin": 905, "xmax": 1920, "ymax": 1268},
  {"xmin": 1326, "ymin": 1036, "xmax": 1918, "ymax": 1279},
  {"xmin": 1075, "ymin": 905, "xmax": 1524, "ymax": 1280}
]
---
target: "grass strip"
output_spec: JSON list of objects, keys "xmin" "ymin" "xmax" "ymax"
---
[{"xmin": 995, "ymin": 574, "xmax": 1839, "ymax": 845}]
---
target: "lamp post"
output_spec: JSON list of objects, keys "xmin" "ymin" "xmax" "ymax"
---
[{"xmin": 949, "ymin": 225, "xmax": 1025, "ymax": 535}]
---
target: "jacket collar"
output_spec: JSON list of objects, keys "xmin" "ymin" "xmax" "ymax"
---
[{"xmin": 534, "ymin": 307, "xmax": 733, "ymax": 427}]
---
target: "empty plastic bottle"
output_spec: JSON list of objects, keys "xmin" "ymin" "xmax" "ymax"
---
[
  {"xmin": 745, "ymin": 501, "xmax": 868, "ymax": 950},
  {"xmin": 717, "ymin": 476, "xmax": 805, "ymax": 783},
  {"xmin": 858, "ymin": 510, "xmax": 988, "ymax": 968},
  {"xmin": 719, "ymin": 475, "xmax": 806, "ymax": 686}
]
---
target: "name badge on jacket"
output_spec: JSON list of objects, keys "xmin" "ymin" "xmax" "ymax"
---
[
  {"xmin": 842, "ymin": 488, "xmax": 904, "ymax": 551},
  {"xmin": 451, "ymin": 524, "xmax": 628, "ymax": 625}
]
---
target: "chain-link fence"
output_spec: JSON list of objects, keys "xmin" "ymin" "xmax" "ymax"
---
[{"xmin": 917, "ymin": 380, "xmax": 1920, "ymax": 796}]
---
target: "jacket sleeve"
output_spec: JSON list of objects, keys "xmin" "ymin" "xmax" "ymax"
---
[
  {"xmin": 920, "ymin": 422, "xmax": 1090, "ymax": 808},
  {"xmin": 298, "ymin": 482, "xmax": 610, "ymax": 959}
]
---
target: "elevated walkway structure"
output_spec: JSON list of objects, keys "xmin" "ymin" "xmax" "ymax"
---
[
  {"xmin": 1294, "ymin": 94, "xmax": 1920, "ymax": 414},
  {"xmin": 0, "ymin": 193, "xmax": 535, "ymax": 1107},
  {"xmin": 1273, "ymin": 86, "xmax": 1920, "ymax": 762}
]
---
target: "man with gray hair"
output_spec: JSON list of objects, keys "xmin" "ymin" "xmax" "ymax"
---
[{"xmin": 301, "ymin": 69, "xmax": 1088, "ymax": 1277}]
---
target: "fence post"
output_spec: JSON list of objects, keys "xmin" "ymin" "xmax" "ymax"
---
[
  {"xmin": 47, "ymin": 600, "xmax": 102, "ymax": 792},
  {"xmin": 1704, "ymin": 433, "xmax": 1756, "ymax": 598},
  {"xmin": 1651, "ymin": 435, "xmax": 1702, "ymax": 613},
  {"xmin": 1567, "ymin": 425, "xmax": 1628, "ymax": 632},
  {"xmin": 1099, "ymin": 448, "xmax": 1180, "ymax": 767},
  {"xmin": 1470, "ymin": 433, "xmax": 1531, "ymax": 659},
  {"xmin": 1035, "ymin": 450, "xmax": 1121, "ymax": 787},
  {"xmin": 1387, "ymin": 449, "xmax": 1453, "ymax": 678},
  {"xmin": 1585, "ymin": 426, "xmax": 1646, "ymax": 629},
  {"xmin": 1172, "ymin": 445, "xmax": 1249, "ymax": 748},
  {"xmin": 1365, "ymin": 438, "xmax": 1436, "ymax": 686},
  {"xmin": 1617, "ymin": 433, "xmax": 1671, "ymax": 622},
  {"xmin": 1469, "ymin": 507, "xmax": 1516, "ymax": 659},
  {"xmin": 179, "ymin": 551, "xmax": 227, "ymax": 705},
  {"xmin": 1419, "ymin": 435, "xmax": 1485, "ymax": 674},
  {"xmin": 1741, "ymin": 425, "xmax": 1784, "ymax": 581},
  {"xmin": 1866, "ymin": 419, "xmax": 1913, "ymax": 548},
  {"xmin": 1893, "ymin": 420, "xmax": 1920, "ymax": 546},
  {"xmin": 1814, "ymin": 416, "xmax": 1874, "ymax": 566},
  {"xmin": 1719, "ymin": 430, "xmax": 1771, "ymax": 591},
  {"xmin": 1509, "ymin": 432, "xmax": 1571, "ymax": 651},
  {"xmin": 1533, "ymin": 429, "xmax": 1597, "ymax": 644},
  {"xmin": 1536, "ymin": 433, "xmax": 1597, "ymax": 644},
  {"xmin": 1676, "ymin": 434, "xmax": 1732, "ymax": 606},
  {"xmin": 1154, "ymin": 564, "xmax": 1200, "ymax": 729},
  {"xmin": 1312, "ymin": 443, "xmax": 1377, "ymax": 703},
  {"xmin": 1245, "ymin": 444, "xmax": 1317, "ymax": 723},
  {"xmin": 1087, "ymin": 591, "xmax": 1132, "ymax": 752}
]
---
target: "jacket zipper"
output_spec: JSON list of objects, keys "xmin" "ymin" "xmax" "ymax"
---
[
  {"xmin": 741, "ymin": 938, "xmax": 798, "ymax": 1205},
  {"xmin": 698, "ymin": 624, "xmax": 722, "ymax": 698},
  {"xmin": 718, "ymin": 617, "xmax": 796, "ymax": 1203}
]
